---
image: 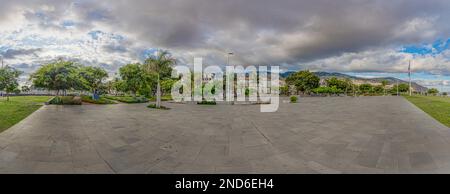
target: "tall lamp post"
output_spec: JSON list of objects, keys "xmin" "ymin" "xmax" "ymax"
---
[
  {"xmin": 227, "ymin": 52, "xmax": 234, "ymax": 67},
  {"xmin": 226, "ymin": 52, "xmax": 234, "ymax": 103}
]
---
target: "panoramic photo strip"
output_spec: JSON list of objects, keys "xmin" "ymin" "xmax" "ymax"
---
[{"xmin": 0, "ymin": 0, "xmax": 450, "ymax": 193}]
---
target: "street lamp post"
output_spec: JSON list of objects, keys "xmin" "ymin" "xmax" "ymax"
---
[
  {"xmin": 226, "ymin": 52, "xmax": 234, "ymax": 103},
  {"xmin": 227, "ymin": 52, "xmax": 233, "ymax": 67}
]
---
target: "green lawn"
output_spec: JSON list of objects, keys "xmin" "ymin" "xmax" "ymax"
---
[
  {"xmin": 0, "ymin": 96, "xmax": 52, "ymax": 133},
  {"xmin": 404, "ymin": 95, "xmax": 450, "ymax": 127}
]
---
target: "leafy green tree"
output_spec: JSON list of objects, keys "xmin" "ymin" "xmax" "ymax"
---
[
  {"xmin": 427, "ymin": 88, "xmax": 439, "ymax": 96},
  {"xmin": 112, "ymin": 78, "xmax": 126, "ymax": 95},
  {"xmin": 30, "ymin": 60, "xmax": 80, "ymax": 96},
  {"xmin": 79, "ymin": 66, "xmax": 108, "ymax": 100},
  {"xmin": 140, "ymin": 72, "xmax": 158, "ymax": 97},
  {"xmin": 392, "ymin": 83, "xmax": 409, "ymax": 93},
  {"xmin": 312, "ymin": 86, "xmax": 343, "ymax": 95},
  {"xmin": 343, "ymin": 78, "xmax": 353, "ymax": 94},
  {"xmin": 105, "ymin": 80, "xmax": 115, "ymax": 95},
  {"xmin": 374, "ymin": 85, "xmax": 384, "ymax": 94},
  {"xmin": 161, "ymin": 79, "xmax": 177, "ymax": 96},
  {"xmin": 326, "ymin": 77, "xmax": 352, "ymax": 94},
  {"xmin": 143, "ymin": 50, "xmax": 175, "ymax": 108},
  {"xmin": 286, "ymin": 70, "xmax": 320, "ymax": 94},
  {"xmin": 119, "ymin": 63, "xmax": 146, "ymax": 97},
  {"xmin": 359, "ymin": 83, "xmax": 373, "ymax": 94},
  {"xmin": 21, "ymin": 85, "xmax": 31, "ymax": 93},
  {"xmin": 280, "ymin": 85, "xmax": 289, "ymax": 95},
  {"xmin": 0, "ymin": 66, "xmax": 22, "ymax": 101}
]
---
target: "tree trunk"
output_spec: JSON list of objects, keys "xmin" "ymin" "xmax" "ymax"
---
[
  {"xmin": 156, "ymin": 77, "xmax": 161, "ymax": 108},
  {"xmin": 6, "ymin": 92, "xmax": 9, "ymax": 101}
]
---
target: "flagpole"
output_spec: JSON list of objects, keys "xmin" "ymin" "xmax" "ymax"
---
[{"xmin": 409, "ymin": 60, "xmax": 412, "ymax": 96}]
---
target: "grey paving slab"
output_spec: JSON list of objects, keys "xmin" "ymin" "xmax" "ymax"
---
[{"xmin": 0, "ymin": 96, "xmax": 449, "ymax": 173}]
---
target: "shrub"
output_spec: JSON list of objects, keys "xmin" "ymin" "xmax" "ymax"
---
[
  {"xmin": 49, "ymin": 96, "xmax": 82, "ymax": 105},
  {"xmin": 147, "ymin": 104, "xmax": 170, "ymax": 110},
  {"xmin": 427, "ymin": 88, "xmax": 439, "ymax": 96},
  {"xmin": 197, "ymin": 100, "xmax": 217, "ymax": 105},
  {"xmin": 312, "ymin": 86, "xmax": 330, "ymax": 94},
  {"xmin": 312, "ymin": 86, "xmax": 343, "ymax": 94},
  {"xmin": 81, "ymin": 95, "xmax": 117, "ymax": 104},
  {"xmin": 329, "ymin": 86, "xmax": 343, "ymax": 94},
  {"xmin": 149, "ymin": 95, "xmax": 172, "ymax": 102},
  {"xmin": 290, "ymin": 96, "xmax": 298, "ymax": 103},
  {"xmin": 104, "ymin": 95, "xmax": 149, "ymax": 103}
]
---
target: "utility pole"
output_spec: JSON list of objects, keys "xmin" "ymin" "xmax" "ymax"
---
[{"xmin": 408, "ymin": 60, "xmax": 412, "ymax": 96}]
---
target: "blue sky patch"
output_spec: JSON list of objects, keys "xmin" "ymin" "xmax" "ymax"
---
[
  {"xmin": 61, "ymin": 20, "xmax": 75, "ymax": 27},
  {"xmin": 139, "ymin": 48, "xmax": 159, "ymax": 61},
  {"xmin": 401, "ymin": 38, "xmax": 450, "ymax": 55}
]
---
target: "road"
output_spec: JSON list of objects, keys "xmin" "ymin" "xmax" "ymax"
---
[{"xmin": 0, "ymin": 96, "xmax": 449, "ymax": 173}]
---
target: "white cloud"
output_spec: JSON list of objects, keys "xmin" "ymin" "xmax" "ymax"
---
[{"xmin": 298, "ymin": 48, "xmax": 450, "ymax": 76}]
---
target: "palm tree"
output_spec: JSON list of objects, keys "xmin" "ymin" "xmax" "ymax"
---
[
  {"xmin": 344, "ymin": 78, "xmax": 352, "ymax": 95},
  {"xmin": 381, "ymin": 80, "xmax": 388, "ymax": 96},
  {"xmin": 143, "ymin": 50, "xmax": 175, "ymax": 108}
]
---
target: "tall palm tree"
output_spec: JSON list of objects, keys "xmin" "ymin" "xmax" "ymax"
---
[
  {"xmin": 381, "ymin": 80, "xmax": 388, "ymax": 96},
  {"xmin": 144, "ymin": 50, "xmax": 175, "ymax": 108}
]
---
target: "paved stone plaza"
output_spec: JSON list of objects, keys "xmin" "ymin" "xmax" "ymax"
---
[{"xmin": 0, "ymin": 96, "xmax": 449, "ymax": 173}]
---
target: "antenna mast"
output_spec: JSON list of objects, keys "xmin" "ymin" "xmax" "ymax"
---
[{"xmin": 409, "ymin": 60, "xmax": 412, "ymax": 96}]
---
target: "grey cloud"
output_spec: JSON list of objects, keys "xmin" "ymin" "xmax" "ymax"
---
[
  {"xmin": 104, "ymin": 0, "xmax": 450, "ymax": 63},
  {"xmin": 416, "ymin": 80, "xmax": 449, "ymax": 87},
  {"xmin": 1, "ymin": 0, "xmax": 450, "ymax": 74},
  {"xmin": 102, "ymin": 44, "xmax": 127, "ymax": 53},
  {"xmin": 1, "ymin": 48, "xmax": 42, "ymax": 59},
  {"xmin": 12, "ymin": 63, "xmax": 30, "ymax": 69}
]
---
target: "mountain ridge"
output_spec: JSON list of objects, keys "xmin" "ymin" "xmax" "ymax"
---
[{"xmin": 280, "ymin": 71, "xmax": 428, "ymax": 92}]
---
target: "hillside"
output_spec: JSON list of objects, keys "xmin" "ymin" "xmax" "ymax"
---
[{"xmin": 280, "ymin": 71, "xmax": 428, "ymax": 92}]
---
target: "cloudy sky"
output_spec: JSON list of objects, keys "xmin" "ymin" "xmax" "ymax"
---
[{"xmin": 0, "ymin": 0, "xmax": 449, "ymax": 91}]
